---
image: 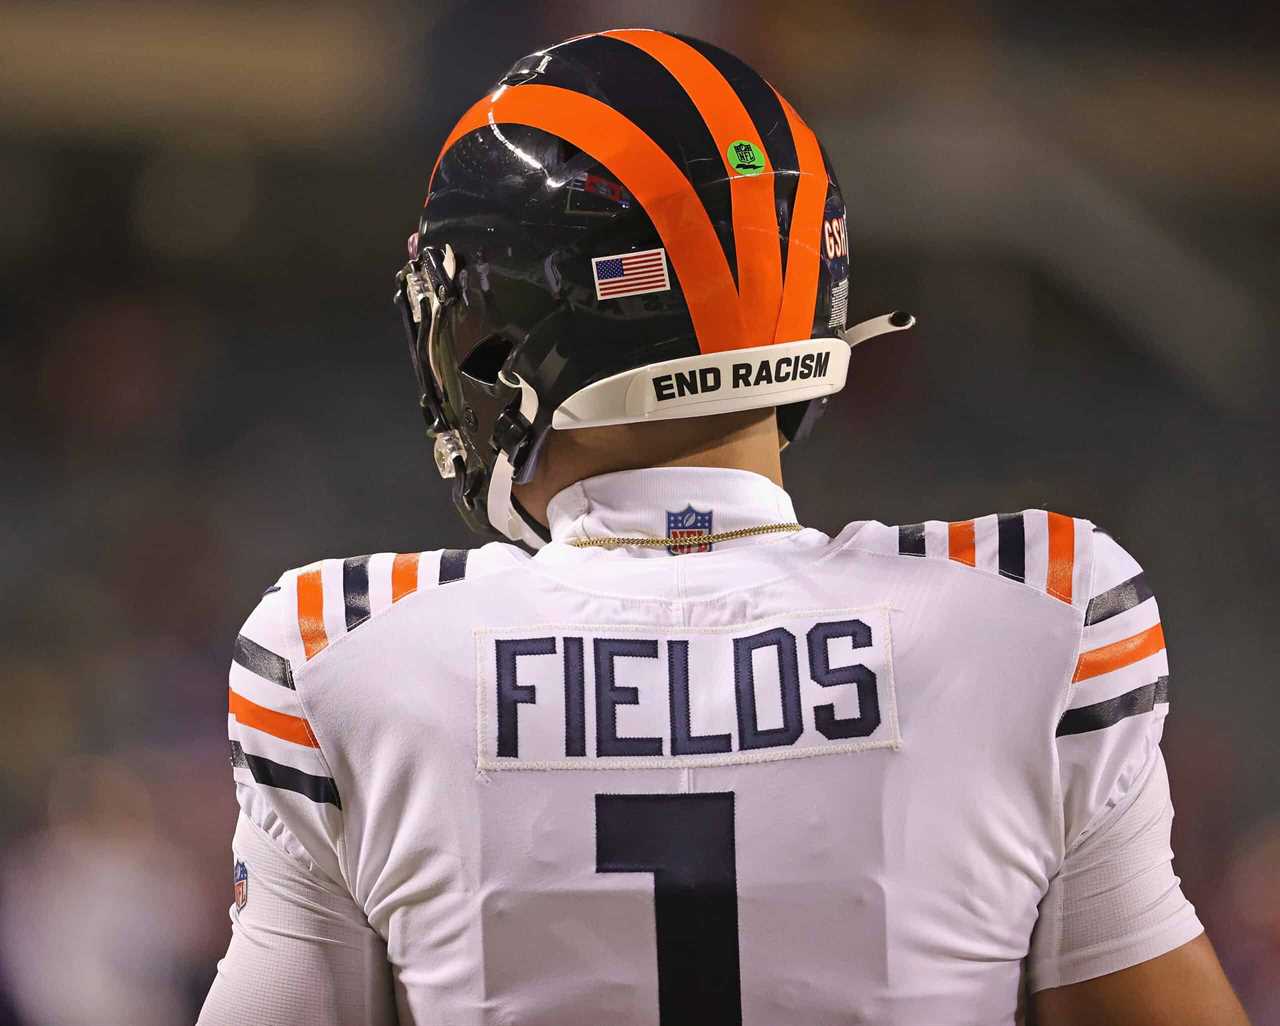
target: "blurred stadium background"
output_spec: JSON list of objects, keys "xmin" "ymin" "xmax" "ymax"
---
[{"xmin": 1, "ymin": 1, "xmax": 1277, "ymax": 1022}]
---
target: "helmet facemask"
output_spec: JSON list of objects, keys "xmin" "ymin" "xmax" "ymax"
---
[{"xmin": 395, "ymin": 239, "xmax": 547, "ymax": 543}]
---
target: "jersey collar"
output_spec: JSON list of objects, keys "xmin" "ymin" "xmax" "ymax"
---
[{"xmin": 544, "ymin": 467, "xmax": 799, "ymax": 557}]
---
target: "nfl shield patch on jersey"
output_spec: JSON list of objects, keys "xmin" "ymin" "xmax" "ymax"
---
[
  {"xmin": 233, "ymin": 858, "xmax": 249, "ymax": 911},
  {"xmin": 667, "ymin": 505, "xmax": 713, "ymax": 555}
]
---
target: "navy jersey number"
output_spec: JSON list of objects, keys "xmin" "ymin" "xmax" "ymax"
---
[{"xmin": 595, "ymin": 793, "xmax": 742, "ymax": 1025}]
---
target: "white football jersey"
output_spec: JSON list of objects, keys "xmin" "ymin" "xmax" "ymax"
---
[{"xmin": 205, "ymin": 467, "xmax": 1200, "ymax": 1026}]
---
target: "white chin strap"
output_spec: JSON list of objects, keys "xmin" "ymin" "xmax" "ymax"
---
[
  {"xmin": 844, "ymin": 311, "xmax": 915, "ymax": 347},
  {"xmin": 487, "ymin": 371, "xmax": 549, "ymax": 549},
  {"xmin": 484, "ymin": 312, "xmax": 915, "ymax": 547}
]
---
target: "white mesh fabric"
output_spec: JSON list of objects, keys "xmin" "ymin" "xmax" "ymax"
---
[
  {"xmin": 1029, "ymin": 753, "xmax": 1203, "ymax": 992},
  {"xmin": 198, "ymin": 813, "xmax": 396, "ymax": 1026}
]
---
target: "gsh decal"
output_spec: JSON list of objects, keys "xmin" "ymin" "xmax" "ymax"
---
[{"xmin": 824, "ymin": 214, "xmax": 848, "ymax": 260}]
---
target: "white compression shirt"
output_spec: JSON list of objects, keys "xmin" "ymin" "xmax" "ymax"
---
[{"xmin": 199, "ymin": 467, "xmax": 1201, "ymax": 1026}]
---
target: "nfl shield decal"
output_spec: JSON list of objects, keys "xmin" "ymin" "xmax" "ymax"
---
[
  {"xmin": 666, "ymin": 505, "xmax": 713, "ymax": 555},
  {"xmin": 233, "ymin": 858, "xmax": 249, "ymax": 911}
]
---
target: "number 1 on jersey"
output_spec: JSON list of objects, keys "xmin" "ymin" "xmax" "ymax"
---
[{"xmin": 595, "ymin": 793, "xmax": 742, "ymax": 1025}]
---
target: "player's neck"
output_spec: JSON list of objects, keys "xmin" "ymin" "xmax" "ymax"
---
[{"xmin": 513, "ymin": 409, "xmax": 784, "ymax": 527}]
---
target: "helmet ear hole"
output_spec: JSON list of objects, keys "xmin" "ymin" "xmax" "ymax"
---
[{"xmin": 460, "ymin": 334, "xmax": 514, "ymax": 388}]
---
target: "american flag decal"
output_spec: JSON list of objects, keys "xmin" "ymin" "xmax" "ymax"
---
[{"xmin": 592, "ymin": 248, "xmax": 670, "ymax": 301}]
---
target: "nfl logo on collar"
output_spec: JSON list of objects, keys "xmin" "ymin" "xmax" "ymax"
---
[
  {"xmin": 233, "ymin": 859, "xmax": 249, "ymax": 911},
  {"xmin": 666, "ymin": 505, "xmax": 713, "ymax": 555}
]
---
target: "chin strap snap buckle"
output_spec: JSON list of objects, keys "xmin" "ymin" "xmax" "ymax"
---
[
  {"xmin": 843, "ymin": 311, "xmax": 915, "ymax": 348},
  {"xmin": 491, "ymin": 406, "xmax": 532, "ymax": 465}
]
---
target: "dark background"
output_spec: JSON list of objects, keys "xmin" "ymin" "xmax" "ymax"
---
[{"xmin": 1, "ymin": 1, "xmax": 1276, "ymax": 1022}]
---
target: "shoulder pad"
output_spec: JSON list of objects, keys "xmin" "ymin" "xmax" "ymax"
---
[
  {"xmin": 227, "ymin": 549, "xmax": 472, "ymax": 807},
  {"xmin": 283, "ymin": 549, "xmax": 473, "ymax": 660},
  {"xmin": 888, "ymin": 510, "xmax": 1094, "ymax": 610}
]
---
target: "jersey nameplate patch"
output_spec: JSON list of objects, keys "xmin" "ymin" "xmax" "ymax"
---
[{"xmin": 476, "ymin": 607, "xmax": 900, "ymax": 770}]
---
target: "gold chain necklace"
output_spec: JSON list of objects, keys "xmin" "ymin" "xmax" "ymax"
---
[{"xmin": 568, "ymin": 521, "xmax": 803, "ymax": 549}]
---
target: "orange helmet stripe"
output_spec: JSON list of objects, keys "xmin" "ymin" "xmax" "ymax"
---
[
  {"xmin": 427, "ymin": 83, "xmax": 743, "ymax": 352},
  {"xmin": 602, "ymin": 29, "xmax": 783, "ymax": 347},
  {"xmin": 429, "ymin": 92, "xmax": 490, "ymax": 194},
  {"xmin": 771, "ymin": 88, "xmax": 827, "ymax": 344}
]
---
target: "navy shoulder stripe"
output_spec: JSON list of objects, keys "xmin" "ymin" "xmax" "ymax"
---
[
  {"xmin": 230, "ymin": 741, "xmax": 341, "ymax": 807},
  {"xmin": 997, "ymin": 512, "xmax": 1025, "ymax": 582},
  {"xmin": 232, "ymin": 634, "xmax": 294, "ymax": 690},
  {"xmin": 1084, "ymin": 572, "xmax": 1153, "ymax": 625},
  {"xmin": 342, "ymin": 555, "xmax": 372, "ymax": 630},
  {"xmin": 897, "ymin": 523, "xmax": 926, "ymax": 556},
  {"xmin": 439, "ymin": 548, "xmax": 469, "ymax": 584},
  {"xmin": 1056, "ymin": 677, "xmax": 1169, "ymax": 737}
]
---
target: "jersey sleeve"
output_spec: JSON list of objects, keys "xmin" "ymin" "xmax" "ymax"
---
[
  {"xmin": 198, "ymin": 813, "xmax": 396, "ymax": 1026},
  {"xmin": 227, "ymin": 566, "xmax": 345, "ymax": 886},
  {"xmin": 1029, "ymin": 529, "xmax": 1203, "ymax": 991}
]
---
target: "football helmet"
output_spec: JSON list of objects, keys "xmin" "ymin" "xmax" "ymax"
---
[{"xmin": 395, "ymin": 28, "xmax": 912, "ymax": 546}]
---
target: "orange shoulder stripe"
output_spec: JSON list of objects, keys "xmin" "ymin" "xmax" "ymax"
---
[
  {"xmin": 603, "ymin": 29, "xmax": 782, "ymax": 347},
  {"xmin": 296, "ymin": 568, "xmax": 329, "ymax": 660},
  {"xmin": 229, "ymin": 689, "xmax": 319, "ymax": 748},
  {"xmin": 771, "ymin": 88, "xmax": 826, "ymax": 344},
  {"xmin": 424, "ymin": 83, "xmax": 742, "ymax": 353},
  {"xmin": 948, "ymin": 520, "xmax": 976, "ymax": 567},
  {"xmin": 391, "ymin": 552, "xmax": 421, "ymax": 603},
  {"xmin": 1046, "ymin": 512, "xmax": 1075, "ymax": 604},
  {"xmin": 1073, "ymin": 622, "xmax": 1165, "ymax": 682}
]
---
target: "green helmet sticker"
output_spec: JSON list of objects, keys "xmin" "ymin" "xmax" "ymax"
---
[{"xmin": 726, "ymin": 139, "xmax": 766, "ymax": 176}]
